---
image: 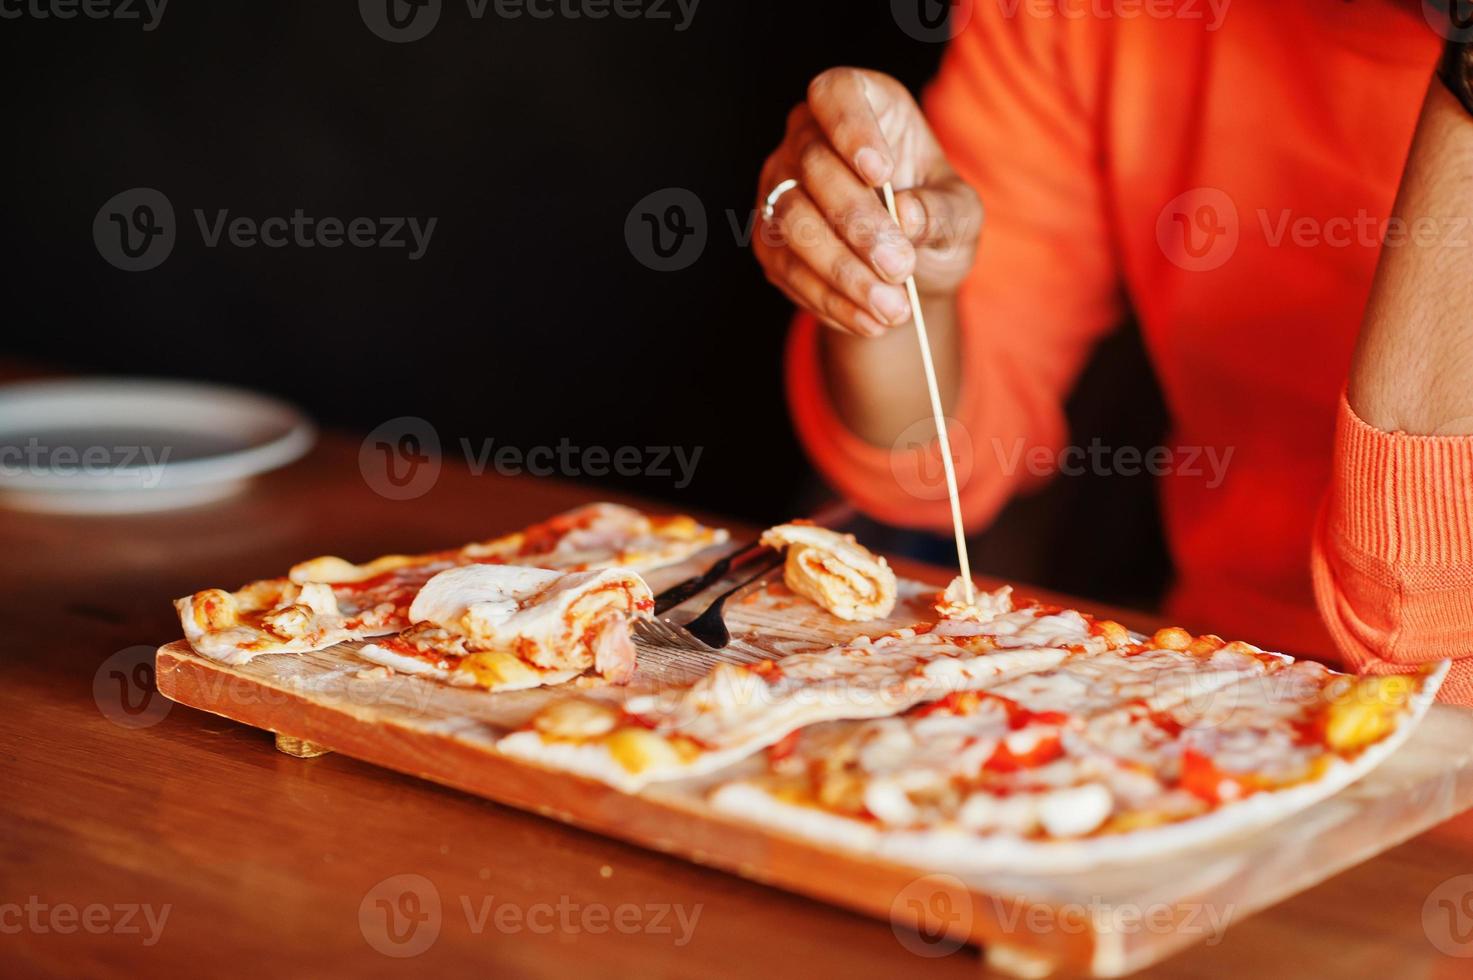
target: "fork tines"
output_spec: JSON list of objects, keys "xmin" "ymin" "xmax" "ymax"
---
[{"xmin": 632, "ymin": 617, "xmax": 765, "ymax": 670}]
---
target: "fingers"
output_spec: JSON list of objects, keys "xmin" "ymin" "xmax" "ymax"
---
[
  {"xmin": 754, "ymin": 68, "xmax": 971, "ymax": 331},
  {"xmin": 757, "ymin": 235, "xmax": 890, "ymax": 337},
  {"xmin": 893, "ymin": 179, "xmax": 984, "ymax": 249},
  {"xmin": 806, "ymin": 68, "xmax": 898, "ymax": 186},
  {"xmin": 790, "ymin": 119, "xmax": 915, "ymax": 283},
  {"xmin": 760, "ymin": 179, "xmax": 911, "ymax": 335}
]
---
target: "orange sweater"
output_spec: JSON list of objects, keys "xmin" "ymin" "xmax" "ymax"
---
[{"xmin": 787, "ymin": 4, "xmax": 1473, "ymax": 702}]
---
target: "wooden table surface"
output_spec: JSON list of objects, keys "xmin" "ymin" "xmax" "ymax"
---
[{"xmin": 5, "ymin": 431, "xmax": 1473, "ymax": 978}]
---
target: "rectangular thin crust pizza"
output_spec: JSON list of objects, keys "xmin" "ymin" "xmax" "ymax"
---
[{"xmin": 169, "ymin": 509, "xmax": 1446, "ymax": 870}]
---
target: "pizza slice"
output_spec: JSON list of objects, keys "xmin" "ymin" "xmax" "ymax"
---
[
  {"xmin": 174, "ymin": 554, "xmax": 453, "ymax": 665},
  {"xmin": 173, "ymin": 503, "xmax": 724, "ymax": 664},
  {"xmin": 758, "ymin": 522, "xmax": 897, "ymax": 621},
  {"xmin": 709, "ymin": 626, "xmax": 1447, "ymax": 872},
  {"xmin": 709, "ymin": 628, "xmax": 1280, "ymax": 838},
  {"xmin": 711, "ymin": 691, "xmax": 1115, "ymax": 851},
  {"xmin": 460, "ymin": 502, "xmax": 727, "ymax": 571},
  {"xmin": 979, "ymin": 627, "xmax": 1290, "ymax": 716},
  {"xmin": 355, "ymin": 563, "xmax": 653, "ymax": 690},
  {"xmin": 497, "ymin": 591, "xmax": 1132, "ymax": 791},
  {"xmin": 936, "ymin": 658, "xmax": 1447, "ymax": 870},
  {"xmin": 1081, "ymin": 658, "xmax": 1450, "ymax": 813}
]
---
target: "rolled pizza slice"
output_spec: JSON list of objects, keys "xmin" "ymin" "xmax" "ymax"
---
[
  {"xmin": 759, "ymin": 522, "xmax": 897, "ymax": 621},
  {"xmin": 357, "ymin": 563, "xmax": 654, "ymax": 691}
]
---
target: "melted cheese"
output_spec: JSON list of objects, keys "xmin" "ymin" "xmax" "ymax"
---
[{"xmin": 403, "ymin": 563, "xmax": 652, "ymax": 677}]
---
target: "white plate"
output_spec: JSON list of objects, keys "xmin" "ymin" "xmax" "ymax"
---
[{"xmin": 0, "ymin": 378, "xmax": 315, "ymax": 514}]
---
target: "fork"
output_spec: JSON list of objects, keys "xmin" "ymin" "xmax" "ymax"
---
[{"xmin": 633, "ymin": 552, "xmax": 785, "ymax": 654}]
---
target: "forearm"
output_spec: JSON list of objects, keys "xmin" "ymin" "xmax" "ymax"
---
[
  {"xmin": 1349, "ymin": 78, "xmax": 1473, "ymax": 436},
  {"xmin": 819, "ymin": 292, "xmax": 962, "ymax": 448},
  {"xmin": 1315, "ymin": 49, "xmax": 1473, "ymax": 701}
]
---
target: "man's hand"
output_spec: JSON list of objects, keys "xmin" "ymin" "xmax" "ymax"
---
[{"xmin": 754, "ymin": 68, "xmax": 984, "ymax": 339}]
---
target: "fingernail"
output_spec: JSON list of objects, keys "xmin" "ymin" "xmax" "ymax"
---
[
  {"xmin": 901, "ymin": 196, "xmax": 927, "ymax": 237},
  {"xmin": 873, "ymin": 241, "xmax": 911, "ymax": 280},
  {"xmin": 871, "ymin": 285, "xmax": 910, "ymax": 324},
  {"xmin": 854, "ymin": 312, "xmax": 887, "ymax": 337},
  {"xmin": 855, "ymin": 147, "xmax": 891, "ymax": 185}
]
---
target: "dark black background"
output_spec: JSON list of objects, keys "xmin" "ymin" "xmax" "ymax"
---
[{"xmin": 1, "ymin": 1, "xmax": 1169, "ymax": 607}]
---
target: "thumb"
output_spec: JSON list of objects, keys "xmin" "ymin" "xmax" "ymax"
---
[{"xmin": 894, "ymin": 177, "xmax": 984, "ymax": 250}]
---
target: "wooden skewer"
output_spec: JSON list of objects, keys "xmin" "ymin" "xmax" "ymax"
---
[{"xmin": 880, "ymin": 181, "xmax": 975, "ymax": 605}]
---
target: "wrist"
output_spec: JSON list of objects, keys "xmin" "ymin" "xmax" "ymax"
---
[{"xmin": 915, "ymin": 286, "xmax": 960, "ymax": 307}]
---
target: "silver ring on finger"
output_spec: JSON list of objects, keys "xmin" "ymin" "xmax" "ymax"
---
[{"xmin": 761, "ymin": 178, "xmax": 800, "ymax": 222}]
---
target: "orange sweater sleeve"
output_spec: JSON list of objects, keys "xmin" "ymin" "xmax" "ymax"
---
[
  {"xmin": 786, "ymin": 13, "xmax": 1122, "ymax": 532},
  {"xmin": 1312, "ymin": 394, "xmax": 1473, "ymax": 704}
]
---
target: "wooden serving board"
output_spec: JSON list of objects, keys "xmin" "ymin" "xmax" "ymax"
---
[{"xmin": 155, "ymin": 562, "xmax": 1473, "ymax": 977}]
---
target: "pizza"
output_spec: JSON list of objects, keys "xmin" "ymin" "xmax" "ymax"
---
[
  {"xmin": 356, "ymin": 564, "xmax": 653, "ymax": 691},
  {"xmin": 496, "ymin": 586, "xmax": 1131, "ymax": 791},
  {"xmin": 174, "ymin": 503, "xmax": 725, "ymax": 664},
  {"xmin": 709, "ymin": 627, "xmax": 1447, "ymax": 872},
  {"xmin": 170, "ymin": 505, "xmax": 1448, "ymax": 871},
  {"xmin": 759, "ymin": 522, "xmax": 897, "ymax": 621}
]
